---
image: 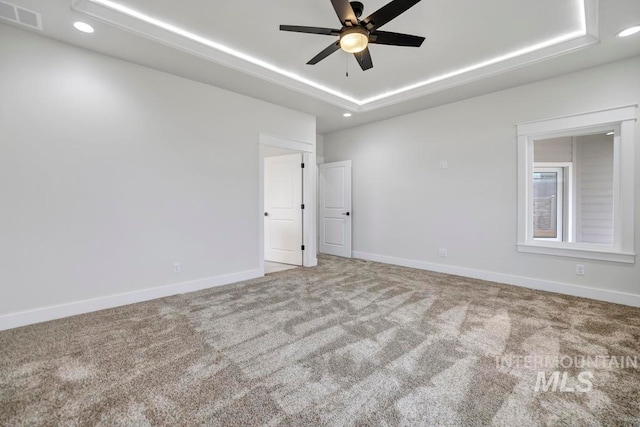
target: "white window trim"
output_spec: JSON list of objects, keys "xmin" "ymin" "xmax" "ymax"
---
[{"xmin": 517, "ymin": 105, "xmax": 637, "ymax": 264}]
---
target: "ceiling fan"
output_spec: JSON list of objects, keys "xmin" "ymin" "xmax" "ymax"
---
[{"xmin": 280, "ymin": 0, "xmax": 425, "ymax": 71}]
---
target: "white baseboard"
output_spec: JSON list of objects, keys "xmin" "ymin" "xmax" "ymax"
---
[
  {"xmin": 352, "ymin": 251, "xmax": 640, "ymax": 307},
  {"xmin": 0, "ymin": 269, "xmax": 263, "ymax": 331},
  {"xmin": 4, "ymin": 253, "xmax": 637, "ymax": 331}
]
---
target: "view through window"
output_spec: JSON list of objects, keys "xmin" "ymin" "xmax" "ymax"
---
[{"xmin": 532, "ymin": 132, "xmax": 614, "ymax": 245}]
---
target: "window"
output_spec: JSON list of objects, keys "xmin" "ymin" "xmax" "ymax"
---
[
  {"xmin": 533, "ymin": 167, "xmax": 565, "ymax": 241},
  {"xmin": 517, "ymin": 106, "xmax": 636, "ymax": 263}
]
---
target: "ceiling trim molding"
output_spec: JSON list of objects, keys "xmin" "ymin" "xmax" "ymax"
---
[
  {"xmin": 71, "ymin": 0, "xmax": 358, "ymax": 109},
  {"xmin": 360, "ymin": 34, "xmax": 598, "ymax": 111},
  {"xmin": 72, "ymin": 0, "xmax": 598, "ymax": 112}
]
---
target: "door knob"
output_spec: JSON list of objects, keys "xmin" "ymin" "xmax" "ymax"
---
[
  {"xmin": 264, "ymin": 212, "xmax": 269, "ymax": 216},
  {"xmin": 342, "ymin": 212, "xmax": 350, "ymax": 216}
]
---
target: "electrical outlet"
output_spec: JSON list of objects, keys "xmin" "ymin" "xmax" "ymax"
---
[
  {"xmin": 173, "ymin": 262, "xmax": 181, "ymax": 274},
  {"xmin": 439, "ymin": 160, "xmax": 448, "ymax": 169},
  {"xmin": 439, "ymin": 248, "xmax": 448, "ymax": 257},
  {"xmin": 576, "ymin": 264, "xmax": 585, "ymax": 276}
]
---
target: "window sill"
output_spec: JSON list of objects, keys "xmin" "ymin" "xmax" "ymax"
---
[{"xmin": 517, "ymin": 243, "xmax": 635, "ymax": 264}]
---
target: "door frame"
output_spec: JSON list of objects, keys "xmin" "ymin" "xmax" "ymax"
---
[{"xmin": 259, "ymin": 133, "xmax": 317, "ymax": 274}]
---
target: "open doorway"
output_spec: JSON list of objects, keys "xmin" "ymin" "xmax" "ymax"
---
[
  {"xmin": 258, "ymin": 133, "xmax": 317, "ymax": 276},
  {"xmin": 264, "ymin": 148, "xmax": 303, "ymax": 272}
]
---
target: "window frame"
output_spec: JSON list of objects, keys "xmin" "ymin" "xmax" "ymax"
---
[{"xmin": 516, "ymin": 105, "xmax": 636, "ymax": 264}]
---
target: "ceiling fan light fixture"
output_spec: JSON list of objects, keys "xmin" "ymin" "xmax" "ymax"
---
[{"xmin": 340, "ymin": 27, "xmax": 369, "ymax": 53}]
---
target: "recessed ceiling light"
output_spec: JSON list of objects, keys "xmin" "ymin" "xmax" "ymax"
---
[
  {"xmin": 606, "ymin": 131, "xmax": 614, "ymax": 135},
  {"xmin": 73, "ymin": 21, "xmax": 94, "ymax": 33},
  {"xmin": 617, "ymin": 26, "xmax": 640, "ymax": 37},
  {"xmin": 343, "ymin": 113, "xmax": 352, "ymax": 117}
]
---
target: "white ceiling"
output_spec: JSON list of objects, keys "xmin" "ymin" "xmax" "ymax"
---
[{"xmin": 2, "ymin": 0, "xmax": 640, "ymax": 133}]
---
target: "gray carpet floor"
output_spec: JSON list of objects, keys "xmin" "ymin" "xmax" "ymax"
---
[{"xmin": 1, "ymin": 255, "xmax": 639, "ymax": 425}]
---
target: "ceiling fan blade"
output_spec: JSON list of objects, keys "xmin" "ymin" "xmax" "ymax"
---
[
  {"xmin": 370, "ymin": 30, "xmax": 425, "ymax": 47},
  {"xmin": 279, "ymin": 25, "xmax": 341, "ymax": 36},
  {"xmin": 361, "ymin": 0, "xmax": 422, "ymax": 31},
  {"xmin": 331, "ymin": 0, "xmax": 358, "ymax": 26},
  {"xmin": 354, "ymin": 47, "xmax": 373, "ymax": 71},
  {"xmin": 307, "ymin": 41, "xmax": 341, "ymax": 65}
]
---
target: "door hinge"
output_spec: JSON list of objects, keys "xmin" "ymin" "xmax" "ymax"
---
[
  {"xmin": 301, "ymin": 204, "xmax": 305, "ymax": 209},
  {"xmin": 301, "ymin": 163, "xmax": 305, "ymax": 168},
  {"xmin": 301, "ymin": 245, "xmax": 305, "ymax": 251}
]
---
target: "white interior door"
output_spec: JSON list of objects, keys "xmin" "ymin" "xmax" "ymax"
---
[
  {"xmin": 264, "ymin": 153, "xmax": 303, "ymax": 265},
  {"xmin": 319, "ymin": 160, "xmax": 352, "ymax": 257}
]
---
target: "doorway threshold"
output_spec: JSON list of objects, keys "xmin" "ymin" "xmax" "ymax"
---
[{"xmin": 265, "ymin": 261, "xmax": 299, "ymax": 274}]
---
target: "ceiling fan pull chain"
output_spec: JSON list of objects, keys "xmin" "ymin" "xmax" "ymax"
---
[{"xmin": 345, "ymin": 52, "xmax": 349, "ymax": 77}]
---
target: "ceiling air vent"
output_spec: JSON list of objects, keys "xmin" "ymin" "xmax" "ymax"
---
[{"xmin": 0, "ymin": 1, "xmax": 42, "ymax": 30}]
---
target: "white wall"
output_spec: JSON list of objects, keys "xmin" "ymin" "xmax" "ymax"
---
[
  {"xmin": 534, "ymin": 137, "xmax": 573, "ymax": 162},
  {"xmin": 265, "ymin": 146, "xmax": 299, "ymax": 157},
  {"xmin": 0, "ymin": 25, "xmax": 315, "ymax": 325},
  {"xmin": 323, "ymin": 55, "xmax": 640, "ymax": 304},
  {"xmin": 316, "ymin": 134, "xmax": 325, "ymax": 164}
]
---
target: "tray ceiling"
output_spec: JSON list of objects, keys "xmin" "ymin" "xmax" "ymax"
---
[{"xmin": 2, "ymin": 0, "xmax": 640, "ymax": 132}]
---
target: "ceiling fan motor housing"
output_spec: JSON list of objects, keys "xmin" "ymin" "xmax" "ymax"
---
[{"xmin": 350, "ymin": 1, "xmax": 364, "ymax": 18}]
